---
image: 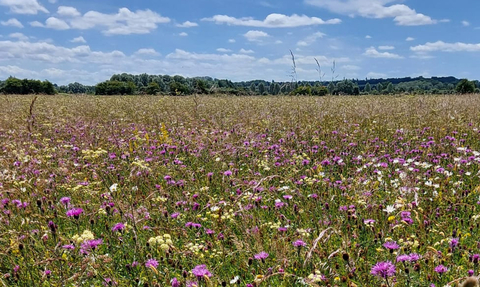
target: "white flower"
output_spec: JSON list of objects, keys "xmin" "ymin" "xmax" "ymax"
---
[
  {"xmin": 109, "ymin": 183, "xmax": 118, "ymax": 192},
  {"xmin": 383, "ymin": 205, "xmax": 396, "ymax": 214},
  {"xmin": 230, "ymin": 276, "xmax": 240, "ymax": 284}
]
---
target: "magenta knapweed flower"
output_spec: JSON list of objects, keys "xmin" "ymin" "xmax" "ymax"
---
[
  {"xmin": 293, "ymin": 239, "xmax": 307, "ymax": 247},
  {"xmin": 60, "ymin": 197, "xmax": 71, "ymax": 205},
  {"xmin": 80, "ymin": 239, "xmax": 103, "ymax": 255},
  {"xmin": 254, "ymin": 251, "xmax": 269, "ymax": 260},
  {"xmin": 223, "ymin": 170, "xmax": 232, "ymax": 177},
  {"xmin": 111, "ymin": 222, "xmax": 125, "ymax": 232},
  {"xmin": 383, "ymin": 241, "xmax": 400, "ymax": 250},
  {"xmin": 62, "ymin": 244, "xmax": 75, "ymax": 250},
  {"xmin": 371, "ymin": 261, "xmax": 396, "ymax": 278},
  {"xmin": 145, "ymin": 258, "xmax": 159, "ymax": 269},
  {"xmin": 408, "ymin": 253, "xmax": 421, "ymax": 262},
  {"xmin": 396, "ymin": 254, "xmax": 410, "ymax": 262},
  {"xmin": 66, "ymin": 208, "xmax": 83, "ymax": 218},
  {"xmin": 449, "ymin": 238, "xmax": 459, "ymax": 248},
  {"xmin": 434, "ymin": 264, "xmax": 448, "ymax": 274},
  {"xmin": 171, "ymin": 277, "xmax": 180, "ymax": 287},
  {"xmin": 191, "ymin": 264, "xmax": 212, "ymax": 278}
]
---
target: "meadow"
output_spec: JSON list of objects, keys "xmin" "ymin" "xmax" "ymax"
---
[{"xmin": 1, "ymin": 94, "xmax": 480, "ymax": 286}]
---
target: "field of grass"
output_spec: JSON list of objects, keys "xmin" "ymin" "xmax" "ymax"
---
[{"xmin": 1, "ymin": 94, "xmax": 480, "ymax": 286}]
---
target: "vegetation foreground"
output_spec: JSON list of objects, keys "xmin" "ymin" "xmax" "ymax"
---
[{"xmin": 1, "ymin": 94, "xmax": 480, "ymax": 286}]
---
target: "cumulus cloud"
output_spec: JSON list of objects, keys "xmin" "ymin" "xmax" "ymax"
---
[
  {"xmin": 216, "ymin": 48, "xmax": 232, "ymax": 53},
  {"xmin": 9, "ymin": 33, "xmax": 29, "ymax": 41},
  {"xmin": 244, "ymin": 30, "xmax": 270, "ymax": 41},
  {"xmin": 305, "ymin": 0, "xmax": 436, "ymax": 26},
  {"xmin": 410, "ymin": 41, "xmax": 480, "ymax": 53},
  {"xmin": 202, "ymin": 13, "xmax": 341, "ymax": 28},
  {"xmin": 57, "ymin": 6, "xmax": 81, "ymax": 17},
  {"xmin": 134, "ymin": 48, "xmax": 160, "ymax": 56},
  {"xmin": 0, "ymin": 0, "xmax": 48, "ymax": 14},
  {"xmin": 176, "ymin": 21, "xmax": 198, "ymax": 28},
  {"xmin": 179, "ymin": 32, "xmax": 188, "ymax": 37},
  {"xmin": 1, "ymin": 18, "xmax": 24, "ymax": 28},
  {"xmin": 406, "ymin": 37, "xmax": 415, "ymax": 41},
  {"xmin": 297, "ymin": 32, "xmax": 326, "ymax": 46},
  {"xmin": 364, "ymin": 47, "xmax": 403, "ymax": 58},
  {"xmin": 239, "ymin": 49, "xmax": 254, "ymax": 54},
  {"xmin": 30, "ymin": 17, "xmax": 70, "ymax": 30},
  {"xmin": 46, "ymin": 7, "xmax": 171, "ymax": 35},
  {"xmin": 71, "ymin": 36, "xmax": 86, "ymax": 43}
]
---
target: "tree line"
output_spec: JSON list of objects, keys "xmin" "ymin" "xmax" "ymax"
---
[{"xmin": 1, "ymin": 74, "xmax": 479, "ymax": 96}]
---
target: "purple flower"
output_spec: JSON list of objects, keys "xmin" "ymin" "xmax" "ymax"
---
[
  {"xmin": 145, "ymin": 258, "xmax": 159, "ymax": 269},
  {"xmin": 171, "ymin": 212, "xmax": 180, "ymax": 218},
  {"xmin": 434, "ymin": 264, "xmax": 448, "ymax": 274},
  {"xmin": 80, "ymin": 239, "xmax": 103, "ymax": 255},
  {"xmin": 62, "ymin": 244, "xmax": 75, "ymax": 250},
  {"xmin": 254, "ymin": 251, "xmax": 269, "ymax": 260},
  {"xmin": 59, "ymin": 197, "xmax": 71, "ymax": 206},
  {"xmin": 293, "ymin": 239, "xmax": 307, "ymax": 247},
  {"xmin": 408, "ymin": 253, "xmax": 421, "ymax": 262},
  {"xmin": 111, "ymin": 222, "xmax": 125, "ymax": 232},
  {"xmin": 469, "ymin": 269, "xmax": 475, "ymax": 276},
  {"xmin": 449, "ymin": 238, "xmax": 459, "ymax": 248},
  {"xmin": 66, "ymin": 208, "xmax": 83, "ymax": 218},
  {"xmin": 383, "ymin": 241, "xmax": 400, "ymax": 250},
  {"xmin": 171, "ymin": 277, "xmax": 180, "ymax": 287},
  {"xmin": 44, "ymin": 270, "xmax": 51, "ymax": 276},
  {"xmin": 396, "ymin": 254, "xmax": 411, "ymax": 262},
  {"xmin": 223, "ymin": 170, "xmax": 232, "ymax": 177},
  {"xmin": 371, "ymin": 261, "xmax": 396, "ymax": 278},
  {"xmin": 191, "ymin": 264, "xmax": 212, "ymax": 279},
  {"xmin": 471, "ymin": 254, "xmax": 480, "ymax": 263}
]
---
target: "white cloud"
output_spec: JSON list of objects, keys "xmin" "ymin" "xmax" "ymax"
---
[
  {"xmin": 176, "ymin": 21, "xmax": 198, "ymax": 28},
  {"xmin": 239, "ymin": 48, "xmax": 254, "ymax": 54},
  {"xmin": 406, "ymin": 37, "xmax": 415, "ymax": 41},
  {"xmin": 9, "ymin": 33, "xmax": 29, "ymax": 41},
  {"xmin": 228, "ymin": 39, "xmax": 236, "ymax": 43},
  {"xmin": 366, "ymin": 72, "xmax": 387, "ymax": 78},
  {"xmin": 179, "ymin": 32, "xmax": 188, "ymax": 37},
  {"xmin": 297, "ymin": 32, "xmax": 326, "ymax": 46},
  {"xmin": 378, "ymin": 45, "xmax": 394, "ymax": 50},
  {"xmin": 31, "ymin": 17, "xmax": 70, "ymax": 30},
  {"xmin": 46, "ymin": 17, "xmax": 70, "ymax": 30},
  {"xmin": 57, "ymin": 6, "xmax": 81, "ymax": 17},
  {"xmin": 410, "ymin": 41, "xmax": 480, "ymax": 53},
  {"xmin": 0, "ymin": 39, "xmax": 126, "ymax": 64},
  {"xmin": 305, "ymin": 0, "xmax": 436, "ymax": 26},
  {"xmin": 71, "ymin": 36, "xmax": 86, "ymax": 43},
  {"xmin": 0, "ymin": 0, "xmax": 48, "ymax": 14},
  {"xmin": 462, "ymin": 20, "xmax": 470, "ymax": 27},
  {"xmin": 48, "ymin": 0, "xmax": 57, "ymax": 3},
  {"xmin": 134, "ymin": 48, "xmax": 160, "ymax": 56},
  {"xmin": 342, "ymin": 65, "xmax": 360, "ymax": 71},
  {"xmin": 365, "ymin": 35, "xmax": 372, "ymax": 39},
  {"xmin": 202, "ymin": 13, "xmax": 341, "ymax": 28},
  {"xmin": 364, "ymin": 47, "xmax": 403, "ymax": 59},
  {"xmin": 65, "ymin": 8, "xmax": 170, "ymax": 35},
  {"xmin": 244, "ymin": 30, "xmax": 270, "ymax": 41},
  {"xmin": 1, "ymin": 18, "xmax": 24, "ymax": 28},
  {"xmin": 216, "ymin": 48, "xmax": 232, "ymax": 53}
]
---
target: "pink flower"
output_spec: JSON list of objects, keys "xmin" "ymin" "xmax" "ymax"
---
[
  {"xmin": 145, "ymin": 258, "xmax": 159, "ymax": 269},
  {"xmin": 191, "ymin": 264, "xmax": 212, "ymax": 279}
]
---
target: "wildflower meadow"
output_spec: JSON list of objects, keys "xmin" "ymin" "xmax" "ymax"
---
[{"xmin": 1, "ymin": 94, "xmax": 480, "ymax": 286}]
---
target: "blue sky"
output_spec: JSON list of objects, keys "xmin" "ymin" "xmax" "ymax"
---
[{"xmin": 0, "ymin": 0, "xmax": 479, "ymax": 85}]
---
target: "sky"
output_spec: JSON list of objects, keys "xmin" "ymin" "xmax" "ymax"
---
[{"xmin": 0, "ymin": 0, "xmax": 479, "ymax": 85}]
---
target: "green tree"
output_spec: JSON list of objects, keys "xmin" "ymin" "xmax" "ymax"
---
[
  {"xmin": 376, "ymin": 83, "xmax": 383, "ymax": 92},
  {"xmin": 456, "ymin": 79, "xmax": 475, "ymax": 94},
  {"xmin": 364, "ymin": 82, "xmax": 371, "ymax": 93},
  {"xmin": 273, "ymin": 83, "xmax": 281, "ymax": 95},
  {"xmin": 258, "ymin": 83, "xmax": 265, "ymax": 95},
  {"xmin": 249, "ymin": 83, "xmax": 256, "ymax": 94},
  {"xmin": 146, "ymin": 82, "xmax": 160, "ymax": 95},
  {"xmin": 387, "ymin": 83, "xmax": 394, "ymax": 94},
  {"xmin": 327, "ymin": 82, "xmax": 335, "ymax": 94}
]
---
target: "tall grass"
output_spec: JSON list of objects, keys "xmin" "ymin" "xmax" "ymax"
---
[{"xmin": 1, "ymin": 94, "xmax": 480, "ymax": 286}]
